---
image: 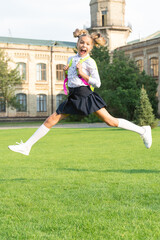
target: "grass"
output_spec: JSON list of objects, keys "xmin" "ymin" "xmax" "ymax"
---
[{"xmin": 0, "ymin": 127, "xmax": 160, "ymax": 240}]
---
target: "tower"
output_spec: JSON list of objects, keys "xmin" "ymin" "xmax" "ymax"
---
[{"xmin": 88, "ymin": 0, "xmax": 131, "ymax": 51}]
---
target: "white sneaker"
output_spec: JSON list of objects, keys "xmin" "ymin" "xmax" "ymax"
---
[
  {"xmin": 8, "ymin": 141, "xmax": 31, "ymax": 156},
  {"xmin": 140, "ymin": 126, "xmax": 152, "ymax": 149}
]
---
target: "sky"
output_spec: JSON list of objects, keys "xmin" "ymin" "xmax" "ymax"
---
[{"xmin": 0, "ymin": 0, "xmax": 160, "ymax": 43}]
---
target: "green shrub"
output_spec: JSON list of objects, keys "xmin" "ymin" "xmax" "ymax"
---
[{"xmin": 134, "ymin": 87, "xmax": 158, "ymax": 128}]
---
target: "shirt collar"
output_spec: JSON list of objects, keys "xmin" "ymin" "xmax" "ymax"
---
[{"xmin": 76, "ymin": 53, "xmax": 90, "ymax": 59}]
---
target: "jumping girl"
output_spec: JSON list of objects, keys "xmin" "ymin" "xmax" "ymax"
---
[{"xmin": 8, "ymin": 29, "xmax": 152, "ymax": 155}]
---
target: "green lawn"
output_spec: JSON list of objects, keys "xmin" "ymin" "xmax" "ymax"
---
[{"xmin": 0, "ymin": 127, "xmax": 160, "ymax": 240}]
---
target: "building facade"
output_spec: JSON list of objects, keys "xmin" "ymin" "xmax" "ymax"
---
[
  {"xmin": 0, "ymin": 37, "xmax": 75, "ymax": 119},
  {"xmin": 118, "ymin": 32, "xmax": 160, "ymax": 115}
]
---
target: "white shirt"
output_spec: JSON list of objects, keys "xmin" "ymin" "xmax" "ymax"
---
[{"xmin": 67, "ymin": 53, "xmax": 101, "ymax": 88}]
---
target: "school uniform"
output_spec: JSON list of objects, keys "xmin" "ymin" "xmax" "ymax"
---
[{"xmin": 56, "ymin": 53, "xmax": 106, "ymax": 116}]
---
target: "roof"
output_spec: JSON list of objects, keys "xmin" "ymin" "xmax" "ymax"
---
[
  {"xmin": 0, "ymin": 36, "xmax": 76, "ymax": 48},
  {"xmin": 127, "ymin": 31, "xmax": 160, "ymax": 45}
]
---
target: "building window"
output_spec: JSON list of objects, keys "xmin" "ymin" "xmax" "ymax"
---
[
  {"xmin": 16, "ymin": 93, "xmax": 27, "ymax": 112},
  {"xmin": 37, "ymin": 63, "xmax": 46, "ymax": 81},
  {"xmin": 17, "ymin": 62, "xmax": 26, "ymax": 80},
  {"xmin": 37, "ymin": 94, "xmax": 47, "ymax": 112},
  {"xmin": 150, "ymin": 57, "xmax": 159, "ymax": 77},
  {"xmin": 0, "ymin": 95, "xmax": 6, "ymax": 112},
  {"xmin": 102, "ymin": 10, "xmax": 107, "ymax": 27},
  {"xmin": 56, "ymin": 64, "xmax": 65, "ymax": 80},
  {"xmin": 56, "ymin": 94, "xmax": 64, "ymax": 108},
  {"xmin": 136, "ymin": 59, "xmax": 144, "ymax": 72}
]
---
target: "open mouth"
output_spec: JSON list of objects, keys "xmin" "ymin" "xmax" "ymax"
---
[{"xmin": 80, "ymin": 49, "xmax": 87, "ymax": 55}]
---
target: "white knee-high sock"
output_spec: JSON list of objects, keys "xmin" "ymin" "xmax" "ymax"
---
[
  {"xmin": 25, "ymin": 124, "xmax": 50, "ymax": 148},
  {"xmin": 118, "ymin": 118, "xmax": 145, "ymax": 135}
]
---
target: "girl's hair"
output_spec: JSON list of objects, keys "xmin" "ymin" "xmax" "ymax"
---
[{"xmin": 73, "ymin": 29, "xmax": 106, "ymax": 47}]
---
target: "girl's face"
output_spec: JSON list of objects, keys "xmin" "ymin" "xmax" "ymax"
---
[{"xmin": 77, "ymin": 36, "xmax": 93, "ymax": 57}]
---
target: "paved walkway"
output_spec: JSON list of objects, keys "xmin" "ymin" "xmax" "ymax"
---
[
  {"xmin": 0, "ymin": 122, "xmax": 159, "ymax": 130},
  {"xmin": 0, "ymin": 123, "xmax": 108, "ymax": 130}
]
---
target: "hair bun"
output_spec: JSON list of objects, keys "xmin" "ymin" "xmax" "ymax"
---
[
  {"xmin": 91, "ymin": 32, "xmax": 106, "ymax": 46},
  {"xmin": 73, "ymin": 28, "xmax": 106, "ymax": 47},
  {"xmin": 73, "ymin": 29, "xmax": 89, "ymax": 38}
]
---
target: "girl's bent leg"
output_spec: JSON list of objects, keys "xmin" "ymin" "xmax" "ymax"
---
[
  {"xmin": 95, "ymin": 108, "xmax": 152, "ymax": 148},
  {"xmin": 8, "ymin": 113, "xmax": 69, "ymax": 155},
  {"xmin": 44, "ymin": 112, "xmax": 69, "ymax": 128},
  {"xmin": 95, "ymin": 108, "xmax": 119, "ymax": 127}
]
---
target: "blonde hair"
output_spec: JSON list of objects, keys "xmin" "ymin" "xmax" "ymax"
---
[{"xmin": 73, "ymin": 29, "xmax": 106, "ymax": 47}]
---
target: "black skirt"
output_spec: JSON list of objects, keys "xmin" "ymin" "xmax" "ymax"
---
[{"xmin": 56, "ymin": 86, "xmax": 107, "ymax": 116}]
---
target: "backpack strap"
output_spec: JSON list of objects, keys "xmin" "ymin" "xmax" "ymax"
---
[
  {"xmin": 63, "ymin": 78, "xmax": 68, "ymax": 95},
  {"xmin": 65, "ymin": 58, "xmax": 73, "ymax": 76},
  {"xmin": 79, "ymin": 55, "xmax": 90, "ymax": 64}
]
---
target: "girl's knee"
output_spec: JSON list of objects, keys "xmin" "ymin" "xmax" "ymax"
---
[
  {"xmin": 46, "ymin": 114, "xmax": 55, "ymax": 122},
  {"xmin": 104, "ymin": 117, "xmax": 118, "ymax": 127},
  {"xmin": 44, "ymin": 112, "xmax": 59, "ymax": 126}
]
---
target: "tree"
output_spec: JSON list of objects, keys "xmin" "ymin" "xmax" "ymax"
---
[
  {"xmin": 0, "ymin": 50, "xmax": 22, "ymax": 108},
  {"xmin": 91, "ymin": 45, "xmax": 110, "ymax": 66},
  {"xmin": 134, "ymin": 87, "xmax": 158, "ymax": 127},
  {"xmin": 92, "ymin": 49, "xmax": 158, "ymax": 121},
  {"xmin": 138, "ymin": 71, "xmax": 158, "ymax": 116}
]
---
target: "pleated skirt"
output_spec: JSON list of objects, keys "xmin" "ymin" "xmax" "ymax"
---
[{"xmin": 56, "ymin": 86, "xmax": 107, "ymax": 116}]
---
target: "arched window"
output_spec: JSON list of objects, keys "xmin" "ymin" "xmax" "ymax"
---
[
  {"xmin": 0, "ymin": 95, "xmax": 6, "ymax": 112},
  {"xmin": 56, "ymin": 64, "xmax": 65, "ymax": 81},
  {"xmin": 37, "ymin": 94, "xmax": 47, "ymax": 112},
  {"xmin": 37, "ymin": 63, "xmax": 46, "ymax": 81},
  {"xmin": 56, "ymin": 94, "xmax": 64, "ymax": 108},
  {"xmin": 136, "ymin": 59, "xmax": 144, "ymax": 72},
  {"xmin": 150, "ymin": 57, "xmax": 159, "ymax": 77},
  {"xmin": 16, "ymin": 93, "xmax": 27, "ymax": 112},
  {"xmin": 17, "ymin": 62, "xmax": 26, "ymax": 80}
]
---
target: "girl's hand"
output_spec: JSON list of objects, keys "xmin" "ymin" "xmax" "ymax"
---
[
  {"xmin": 63, "ymin": 65, "xmax": 69, "ymax": 78},
  {"xmin": 63, "ymin": 64, "xmax": 69, "ymax": 72},
  {"xmin": 76, "ymin": 62, "xmax": 83, "ymax": 76},
  {"xmin": 76, "ymin": 62, "xmax": 89, "ymax": 82}
]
